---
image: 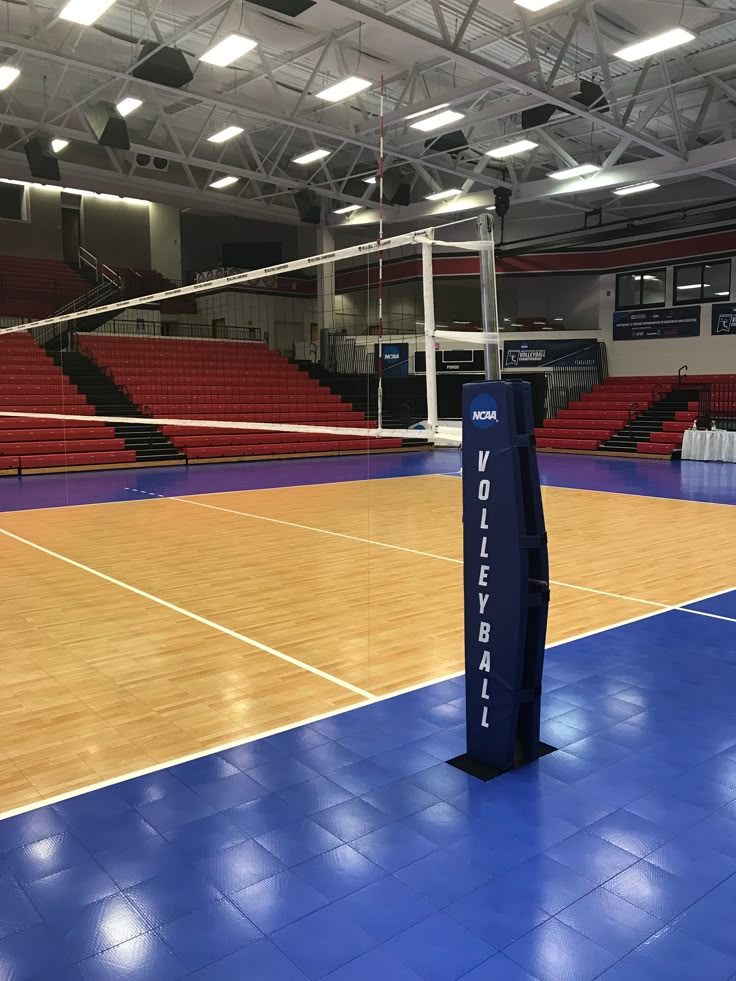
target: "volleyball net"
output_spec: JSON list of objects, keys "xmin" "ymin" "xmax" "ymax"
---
[{"xmin": 0, "ymin": 217, "xmax": 502, "ymax": 466}]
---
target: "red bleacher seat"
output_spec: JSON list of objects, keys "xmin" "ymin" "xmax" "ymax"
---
[
  {"xmin": 77, "ymin": 334, "xmax": 397, "ymax": 463},
  {"xmin": 0, "ymin": 333, "xmax": 121, "ymax": 472}
]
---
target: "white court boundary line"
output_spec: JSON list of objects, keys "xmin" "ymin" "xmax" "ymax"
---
[
  {"xmin": 0, "ymin": 583, "xmax": 732, "ymax": 822},
  {"xmin": 170, "ymin": 493, "xmax": 669, "ymax": 610},
  {"xmin": 0, "ymin": 526, "xmax": 372, "ymax": 701}
]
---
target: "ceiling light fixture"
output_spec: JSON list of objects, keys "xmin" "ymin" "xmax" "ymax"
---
[
  {"xmin": 334, "ymin": 204, "xmax": 361, "ymax": 214},
  {"xmin": 59, "ymin": 0, "xmax": 117, "ymax": 26},
  {"xmin": 207, "ymin": 125, "xmax": 244, "ymax": 143},
  {"xmin": 116, "ymin": 97, "xmax": 142, "ymax": 117},
  {"xmin": 677, "ymin": 283, "xmax": 708, "ymax": 290},
  {"xmin": 425, "ymin": 188, "xmax": 461, "ymax": 201},
  {"xmin": 614, "ymin": 181, "xmax": 660, "ymax": 196},
  {"xmin": 410, "ymin": 109, "xmax": 464, "ymax": 132},
  {"xmin": 486, "ymin": 139, "xmax": 538, "ymax": 158},
  {"xmin": 317, "ymin": 76, "xmax": 372, "ymax": 102},
  {"xmin": 210, "ymin": 175, "xmax": 239, "ymax": 189},
  {"xmin": 50, "ymin": 138, "xmax": 69, "ymax": 153},
  {"xmin": 549, "ymin": 163, "xmax": 599, "ymax": 180},
  {"xmin": 0, "ymin": 66, "xmax": 20, "ymax": 90},
  {"xmin": 200, "ymin": 34, "xmax": 258, "ymax": 67},
  {"xmin": 406, "ymin": 103, "xmax": 450, "ymax": 120},
  {"xmin": 363, "ymin": 175, "xmax": 377, "ymax": 184},
  {"xmin": 715, "ymin": 291, "xmax": 730, "ymax": 296},
  {"xmin": 513, "ymin": 0, "xmax": 566, "ymax": 10},
  {"xmin": 292, "ymin": 148, "xmax": 330, "ymax": 164},
  {"xmin": 615, "ymin": 27, "xmax": 695, "ymax": 62}
]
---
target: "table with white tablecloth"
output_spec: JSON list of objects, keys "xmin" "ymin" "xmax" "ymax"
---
[{"xmin": 681, "ymin": 428, "xmax": 736, "ymax": 463}]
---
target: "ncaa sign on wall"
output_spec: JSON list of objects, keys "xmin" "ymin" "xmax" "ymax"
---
[{"xmin": 470, "ymin": 393, "xmax": 499, "ymax": 428}]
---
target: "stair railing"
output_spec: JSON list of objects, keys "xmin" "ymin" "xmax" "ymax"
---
[
  {"xmin": 33, "ymin": 275, "xmax": 124, "ymax": 348},
  {"xmin": 627, "ymin": 401, "xmax": 643, "ymax": 429}
]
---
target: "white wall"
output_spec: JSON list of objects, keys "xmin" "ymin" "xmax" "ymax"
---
[
  {"xmin": 80, "ymin": 197, "xmax": 151, "ymax": 268},
  {"xmin": 193, "ymin": 290, "xmax": 317, "ymax": 350},
  {"xmin": 599, "ymin": 260, "xmax": 736, "ymax": 376},
  {"xmin": 149, "ymin": 203, "xmax": 182, "ymax": 282}
]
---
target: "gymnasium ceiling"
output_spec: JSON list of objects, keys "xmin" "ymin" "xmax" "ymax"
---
[{"xmin": 2, "ymin": 0, "xmax": 736, "ymax": 234}]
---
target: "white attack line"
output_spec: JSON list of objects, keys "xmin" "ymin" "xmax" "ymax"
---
[
  {"xmin": 169, "ymin": 494, "xmax": 668, "ymax": 609},
  {"xmin": 0, "ymin": 526, "xmax": 372, "ymax": 701}
]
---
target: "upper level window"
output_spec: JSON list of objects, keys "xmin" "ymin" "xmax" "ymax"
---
[
  {"xmin": 674, "ymin": 261, "xmax": 730, "ymax": 304},
  {"xmin": 615, "ymin": 268, "xmax": 666, "ymax": 310}
]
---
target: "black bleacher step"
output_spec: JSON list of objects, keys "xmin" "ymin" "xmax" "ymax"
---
[{"xmin": 52, "ymin": 348, "xmax": 182, "ymax": 464}]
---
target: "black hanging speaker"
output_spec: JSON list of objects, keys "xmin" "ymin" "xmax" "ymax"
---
[
  {"xmin": 424, "ymin": 130, "xmax": 467, "ymax": 157},
  {"xmin": 132, "ymin": 43, "xmax": 194, "ymax": 89},
  {"xmin": 294, "ymin": 189, "xmax": 321, "ymax": 224},
  {"xmin": 24, "ymin": 136, "xmax": 60, "ymax": 181},
  {"xmin": 382, "ymin": 170, "xmax": 411, "ymax": 206},
  {"xmin": 85, "ymin": 102, "xmax": 130, "ymax": 151}
]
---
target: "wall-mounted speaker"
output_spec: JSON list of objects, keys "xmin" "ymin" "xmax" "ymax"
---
[
  {"xmin": 294, "ymin": 189, "xmax": 321, "ymax": 224},
  {"xmin": 85, "ymin": 102, "xmax": 130, "ymax": 151},
  {"xmin": 132, "ymin": 43, "xmax": 194, "ymax": 89},
  {"xmin": 24, "ymin": 136, "xmax": 60, "ymax": 181}
]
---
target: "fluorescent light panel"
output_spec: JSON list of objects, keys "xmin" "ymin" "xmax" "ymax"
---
[
  {"xmin": 425, "ymin": 188, "xmax": 461, "ymax": 201},
  {"xmin": 210, "ymin": 175, "xmax": 239, "ymax": 189},
  {"xmin": 614, "ymin": 181, "xmax": 659, "ymax": 196},
  {"xmin": 51, "ymin": 139, "xmax": 69, "ymax": 153},
  {"xmin": 207, "ymin": 125, "xmax": 244, "ymax": 143},
  {"xmin": 715, "ymin": 291, "xmax": 730, "ymax": 296},
  {"xmin": 410, "ymin": 109, "xmax": 464, "ymax": 132},
  {"xmin": 513, "ymin": 0, "xmax": 566, "ymax": 10},
  {"xmin": 334, "ymin": 204, "xmax": 361, "ymax": 214},
  {"xmin": 317, "ymin": 76, "xmax": 372, "ymax": 102},
  {"xmin": 549, "ymin": 163, "xmax": 599, "ymax": 180},
  {"xmin": 677, "ymin": 283, "xmax": 708, "ymax": 289},
  {"xmin": 615, "ymin": 27, "xmax": 695, "ymax": 62},
  {"xmin": 406, "ymin": 103, "xmax": 450, "ymax": 120},
  {"xmin": 200, "ymin": 34, "xmax": 257, "ymax": 67},
  {"xmin": 0, "ymin": 66, "xmax": 19, "ymax": 90},
  {"xmin": 59, "ymin": 0, "xmax": 117, "ymax": 26},
  {"xmin": 292, "ymin": 148, "xmax": 330, "ymax": 164},
  {"xmin": 116, "ymin": 97, "xmax": 142, "ymax": 117},
  {"xmin": 486, "ymin": 139, "xmax": 538, "ymax": 158}
]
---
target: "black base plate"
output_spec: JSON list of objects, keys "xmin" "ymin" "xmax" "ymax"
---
[{"xmin": 447, "ymin": 741, "xmax": 556, "ymax": 782}]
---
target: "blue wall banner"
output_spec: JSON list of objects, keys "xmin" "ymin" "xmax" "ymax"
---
[
  {"xmin": 613, "ymin": 306, "xmax": 700, "ymax": 340},
  {"xmin": 503, "ymin": 338, "xmax": 598, "ymax": 369},
  {"xmin": 374, "ymin": 342, "xmax": 409, "ymax": 376},
  {"xmin": 460, "ymin": 380, "xmax": 550, "ymax": 774},
  {"xmin": 712, "ymin": 304, "xmax": 736, "ymax": 335}
]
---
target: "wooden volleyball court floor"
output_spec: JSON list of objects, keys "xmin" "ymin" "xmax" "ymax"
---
[{"xmin": 0, "ymin": 450, "xmax": 734, "ymax": 815}]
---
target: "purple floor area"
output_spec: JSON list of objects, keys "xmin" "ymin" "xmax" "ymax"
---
[{"xmin": 0, "ymin": 450, "xmax": 735, "ymax": 513}]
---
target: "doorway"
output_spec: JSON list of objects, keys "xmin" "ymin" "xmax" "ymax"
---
[{"xmin": 61, "ymin": 207, "xmax": 81, "ymax": 265}]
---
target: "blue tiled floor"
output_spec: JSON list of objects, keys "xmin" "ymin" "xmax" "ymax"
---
[{"xmin": 2, "ymin": 600, "xmax": 736, "ymax": 978}]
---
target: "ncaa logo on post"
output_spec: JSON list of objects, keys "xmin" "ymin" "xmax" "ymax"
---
[{"xmin": 470, "ymin": 393, "xmax": 499, "ymax": 428}]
